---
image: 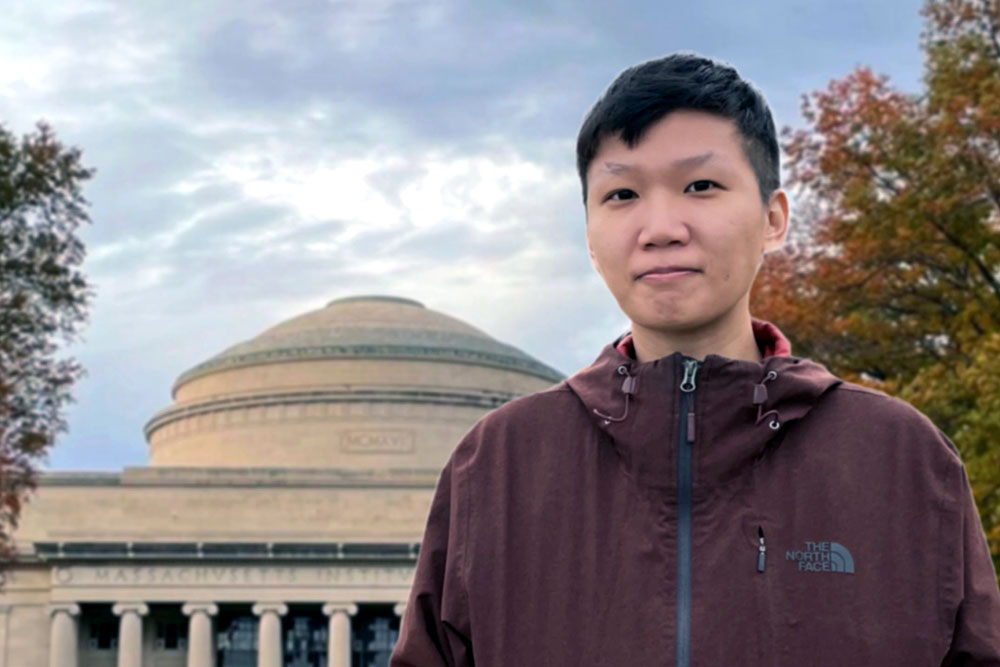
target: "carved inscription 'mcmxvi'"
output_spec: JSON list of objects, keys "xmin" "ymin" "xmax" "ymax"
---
[
  {"xmin": 52, "ymin": 566, "xmax": 414, "ymax": 588},
  {"xmin": 341, "ymin": 430, "xmax": 415, "ymax": 454}
]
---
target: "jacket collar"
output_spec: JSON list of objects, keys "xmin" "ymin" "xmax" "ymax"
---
[
  {"xmin": 612, "ymin": 318, "xmax": 793, "ymax": 361},
  {"xmin": 566, "ymin": 319, "xmax": 842, "ymax": 490}
]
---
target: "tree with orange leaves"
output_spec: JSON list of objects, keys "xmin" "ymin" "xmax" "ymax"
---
[
  {"xmin": 752, "ymin": 0, "xmax": 1000, "ymax": 576},
  {"xmin": 0, "ymin": 122, "xmax": 93, "ymax": 581}
]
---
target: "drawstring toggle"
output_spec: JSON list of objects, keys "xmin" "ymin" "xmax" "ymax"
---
[
  {"xmin": 753, "ymin": 369, "xmax": 781, "ymax": 430},
  {"xmin": 594, "ymin": 365, "xmax": 636, "ymax": 424}
]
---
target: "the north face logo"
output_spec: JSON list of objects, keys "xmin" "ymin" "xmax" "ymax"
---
[{"xmin": 785, "ymin": 541, "xmax": 855, "ymax": 574}]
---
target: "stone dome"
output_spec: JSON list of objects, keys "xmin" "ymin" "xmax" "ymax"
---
[{"xmin": 144, "ymin": 296, "xmax": 563, "ymax": 469}]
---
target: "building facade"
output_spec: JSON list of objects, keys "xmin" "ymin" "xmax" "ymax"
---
[{"xmin": 0, "ymin": 296, "xmax": 563, "ymax": 667}]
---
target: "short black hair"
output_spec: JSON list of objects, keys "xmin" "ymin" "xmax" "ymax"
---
[{"xmin": 576, "ymin": 53, "xmax": 780, "ymax": 205}]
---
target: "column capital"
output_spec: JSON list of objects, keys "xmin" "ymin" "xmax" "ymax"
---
[
  {"xmin": 252, "ymin": 602, "xmax": 288, "ymax": 617},
  {"xmin": 112, "ymin": 602, "xmax": 149, "ymax": 617},
  {"xmin": 393, "ymin": 602, "xmax": 407, "ymax": 617},
  {"xmin": 182, "ymin": 602, "xmax": 219, "ymax": 617},
  {"xmin": 48, "ymin": 603, "xmax": 80, "ymax": 618},
  {"xmin": 322, "ymin": 602, "xmax": 358, "ymax": 617}
]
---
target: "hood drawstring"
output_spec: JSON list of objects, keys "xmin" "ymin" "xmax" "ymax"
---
[
  {"xmin": 753, "ymin": 370, "xmax": 781, "ymax": 430},
  {"xmin": 594, "ymin": 366, "xmax": 783, "ymax": 429},
  {"xmin": 594, "ymin": 365, "xmax": 636, "ymax": 425}
]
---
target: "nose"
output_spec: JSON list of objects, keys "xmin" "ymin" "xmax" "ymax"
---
[{"xmin": 636, "ymin": 193, "xmax": 691, "ymax": 248}]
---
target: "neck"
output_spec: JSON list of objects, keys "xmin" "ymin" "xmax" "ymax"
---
[{"xmin": 631, "ymin": 306, "xmax": 762, "ymax": 364}]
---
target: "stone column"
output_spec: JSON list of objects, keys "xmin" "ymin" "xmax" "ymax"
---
[
  {"xmin": 252, "ymin": 603, "xmax": 287, "ymax": 667},
  {"xmin": 322, "ymin": 603, "xmax": 358, "ymax": 667},
  {"xmin": 182, "ymin": 603, "xmax": 218, "ymax": 667},
  {"xmin": 0, "ymin": 605, "xmax": 10, "ymax": 667},
  {"xmin": 112, "ymin": 603, "xmax": 148, "ymax": 667},
  {"xmin": 48, "ymin": 603, "xmax": 80, "ymax": 667}
]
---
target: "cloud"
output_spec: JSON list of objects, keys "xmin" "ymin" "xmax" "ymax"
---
[{"xmin": 0, "ymin": 0, "xmax": 928, "ymax": 470}]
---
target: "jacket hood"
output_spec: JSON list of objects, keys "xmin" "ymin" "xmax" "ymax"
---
[{"xmin": 566, "ymin": 319, "xmax": 843, "ymax": 490}]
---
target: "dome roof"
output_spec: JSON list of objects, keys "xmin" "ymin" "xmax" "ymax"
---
[
  {"xmin": 145, "ymin": 295, "xmax": 563, "ymax": 469},
  {"xmin": 173, "ymin": 295, "xmax": 562, "ymax": 394}
]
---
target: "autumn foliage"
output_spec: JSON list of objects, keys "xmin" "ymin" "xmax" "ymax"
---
[
  {"xmin": 752, "ymin": 0, "xmax": 1000, "ymax": 576},
  {"xmin": 0, "ymin": 122, "xmax": 93, "ymax": 575}
]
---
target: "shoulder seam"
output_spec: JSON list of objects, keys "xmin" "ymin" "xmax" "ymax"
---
[
  {"xmin": 934, "ymin": 428, "xmax": 962, "ymax": 459},
  {"xmin": 834, "ymin": 384, "xmax": 889, "ymax": 397}
]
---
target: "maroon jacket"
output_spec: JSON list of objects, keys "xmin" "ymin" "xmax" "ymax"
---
[{"xmin": 391, "ymin": 323, "xmax": 1000, "ymax": 666}]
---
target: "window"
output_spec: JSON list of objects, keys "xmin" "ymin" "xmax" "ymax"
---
[
  {"xmin": 86, "ymin": 618, "xmax": 118, "ymax": 650},
  {"xmin": 283, "ymin": 614, "xmax": 326, "ymax": 666},
  {"xmin": 155, "ymin": 619, "xmax": 188, "ymax": 651},
  {"xmin": 352, "ymin": 606, "xmax": 400, "ymax": 667},
  {"xmin": 218, "ymin": 615, "xmax": 257, "ymax": 667}
]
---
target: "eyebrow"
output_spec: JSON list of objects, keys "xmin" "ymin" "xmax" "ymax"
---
[{"xmin": 601, "ymin": 150, "xmax": 718, "ymax": 174}]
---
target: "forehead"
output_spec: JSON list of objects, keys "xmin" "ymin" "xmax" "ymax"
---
[{"xmin": 589, "ymin": 110, "xmax": 748, "ymax": 176}]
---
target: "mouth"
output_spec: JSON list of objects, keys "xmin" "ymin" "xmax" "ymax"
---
[{"xmin": 636, "ymin": 267, "xmax": 702, "ymax": 282}]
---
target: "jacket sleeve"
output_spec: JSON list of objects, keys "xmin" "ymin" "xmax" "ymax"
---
[
  {"xmin": 391, "ymin": 447, "xmax": 474, "ymax": 667},
  {"xmin": 941, "ymin": 465, "xmax": 1000, "ymax": 666}
]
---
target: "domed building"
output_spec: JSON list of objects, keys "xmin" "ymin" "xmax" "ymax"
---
[{"xmin": 0, "ymin": 296, "xmax": 562, "ymax": 667}]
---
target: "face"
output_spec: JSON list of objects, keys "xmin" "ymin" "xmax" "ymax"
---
[{"xmin": 585, "ymin": 110, "xmax": 789, "ymax": 339}]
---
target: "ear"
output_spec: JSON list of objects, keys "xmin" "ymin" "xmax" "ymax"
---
[{"xmin": 762, "ymin": 189, "xmax": 790, "ymax": 254}]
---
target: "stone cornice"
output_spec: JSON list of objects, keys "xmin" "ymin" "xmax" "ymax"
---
[
  {"xmin": 34, "ymin": 541, "xmax": 420, "ymax": 562},
  {"xmin": 172, "ymin": 342, "xmax": 564, "ymax": 395},
  {"xmin": 145, "ymin": 386, "xmax": 519, "ymax": 441},
  {"xmin": 39, "ymin": 466, "xmax": 441, "ymax": 489},
  {"xmin": 37, "ymin": 472, "xmax": 123, "ymax": 487}
]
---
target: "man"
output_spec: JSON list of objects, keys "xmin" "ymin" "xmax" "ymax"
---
[{"xmin": 390, "ymin": 53, "xmax": 1000, "ymax": 666}]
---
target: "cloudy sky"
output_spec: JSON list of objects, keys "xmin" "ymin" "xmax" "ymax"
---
[{"xmin": 1, "ymin": 0, "xmax": 926, "ymax": 471}]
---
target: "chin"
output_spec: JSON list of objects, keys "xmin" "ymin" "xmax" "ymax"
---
[{"xmin": 629, "ymin": 308, "xmax": 719, "ymax": 334}]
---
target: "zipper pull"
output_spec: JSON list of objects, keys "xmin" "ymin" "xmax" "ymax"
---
[
  {"xmin": 680, "ymin": 359, "xmax": 699, "ymax": 443},
  {"xmin": 757, "ymin": 526, "xmax": 767, "ymax": 573},
  {"xmin": 681, "ymin": 359, "xmax": 698, "ymax": 443},
  {"xmin": 679, "ymin": 359, "xmax": 699, "ymax": 392}
]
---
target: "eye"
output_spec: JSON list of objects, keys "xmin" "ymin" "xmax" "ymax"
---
[
  {"xmin": 605, "ymin": 188, "xmax": 638, "ymax": 202},
  {"xmin": 684, "ymin": 180, "xmax": 720, "ymax": 193}
]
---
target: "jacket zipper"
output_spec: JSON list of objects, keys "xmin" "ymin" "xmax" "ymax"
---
[
  {"xmin": 677, "ymin": 357, "xmax": 699, "ymax": 667},
  {"xmin": 758, "ymin": 526, "xmax": 767, "ymax": 573}
]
